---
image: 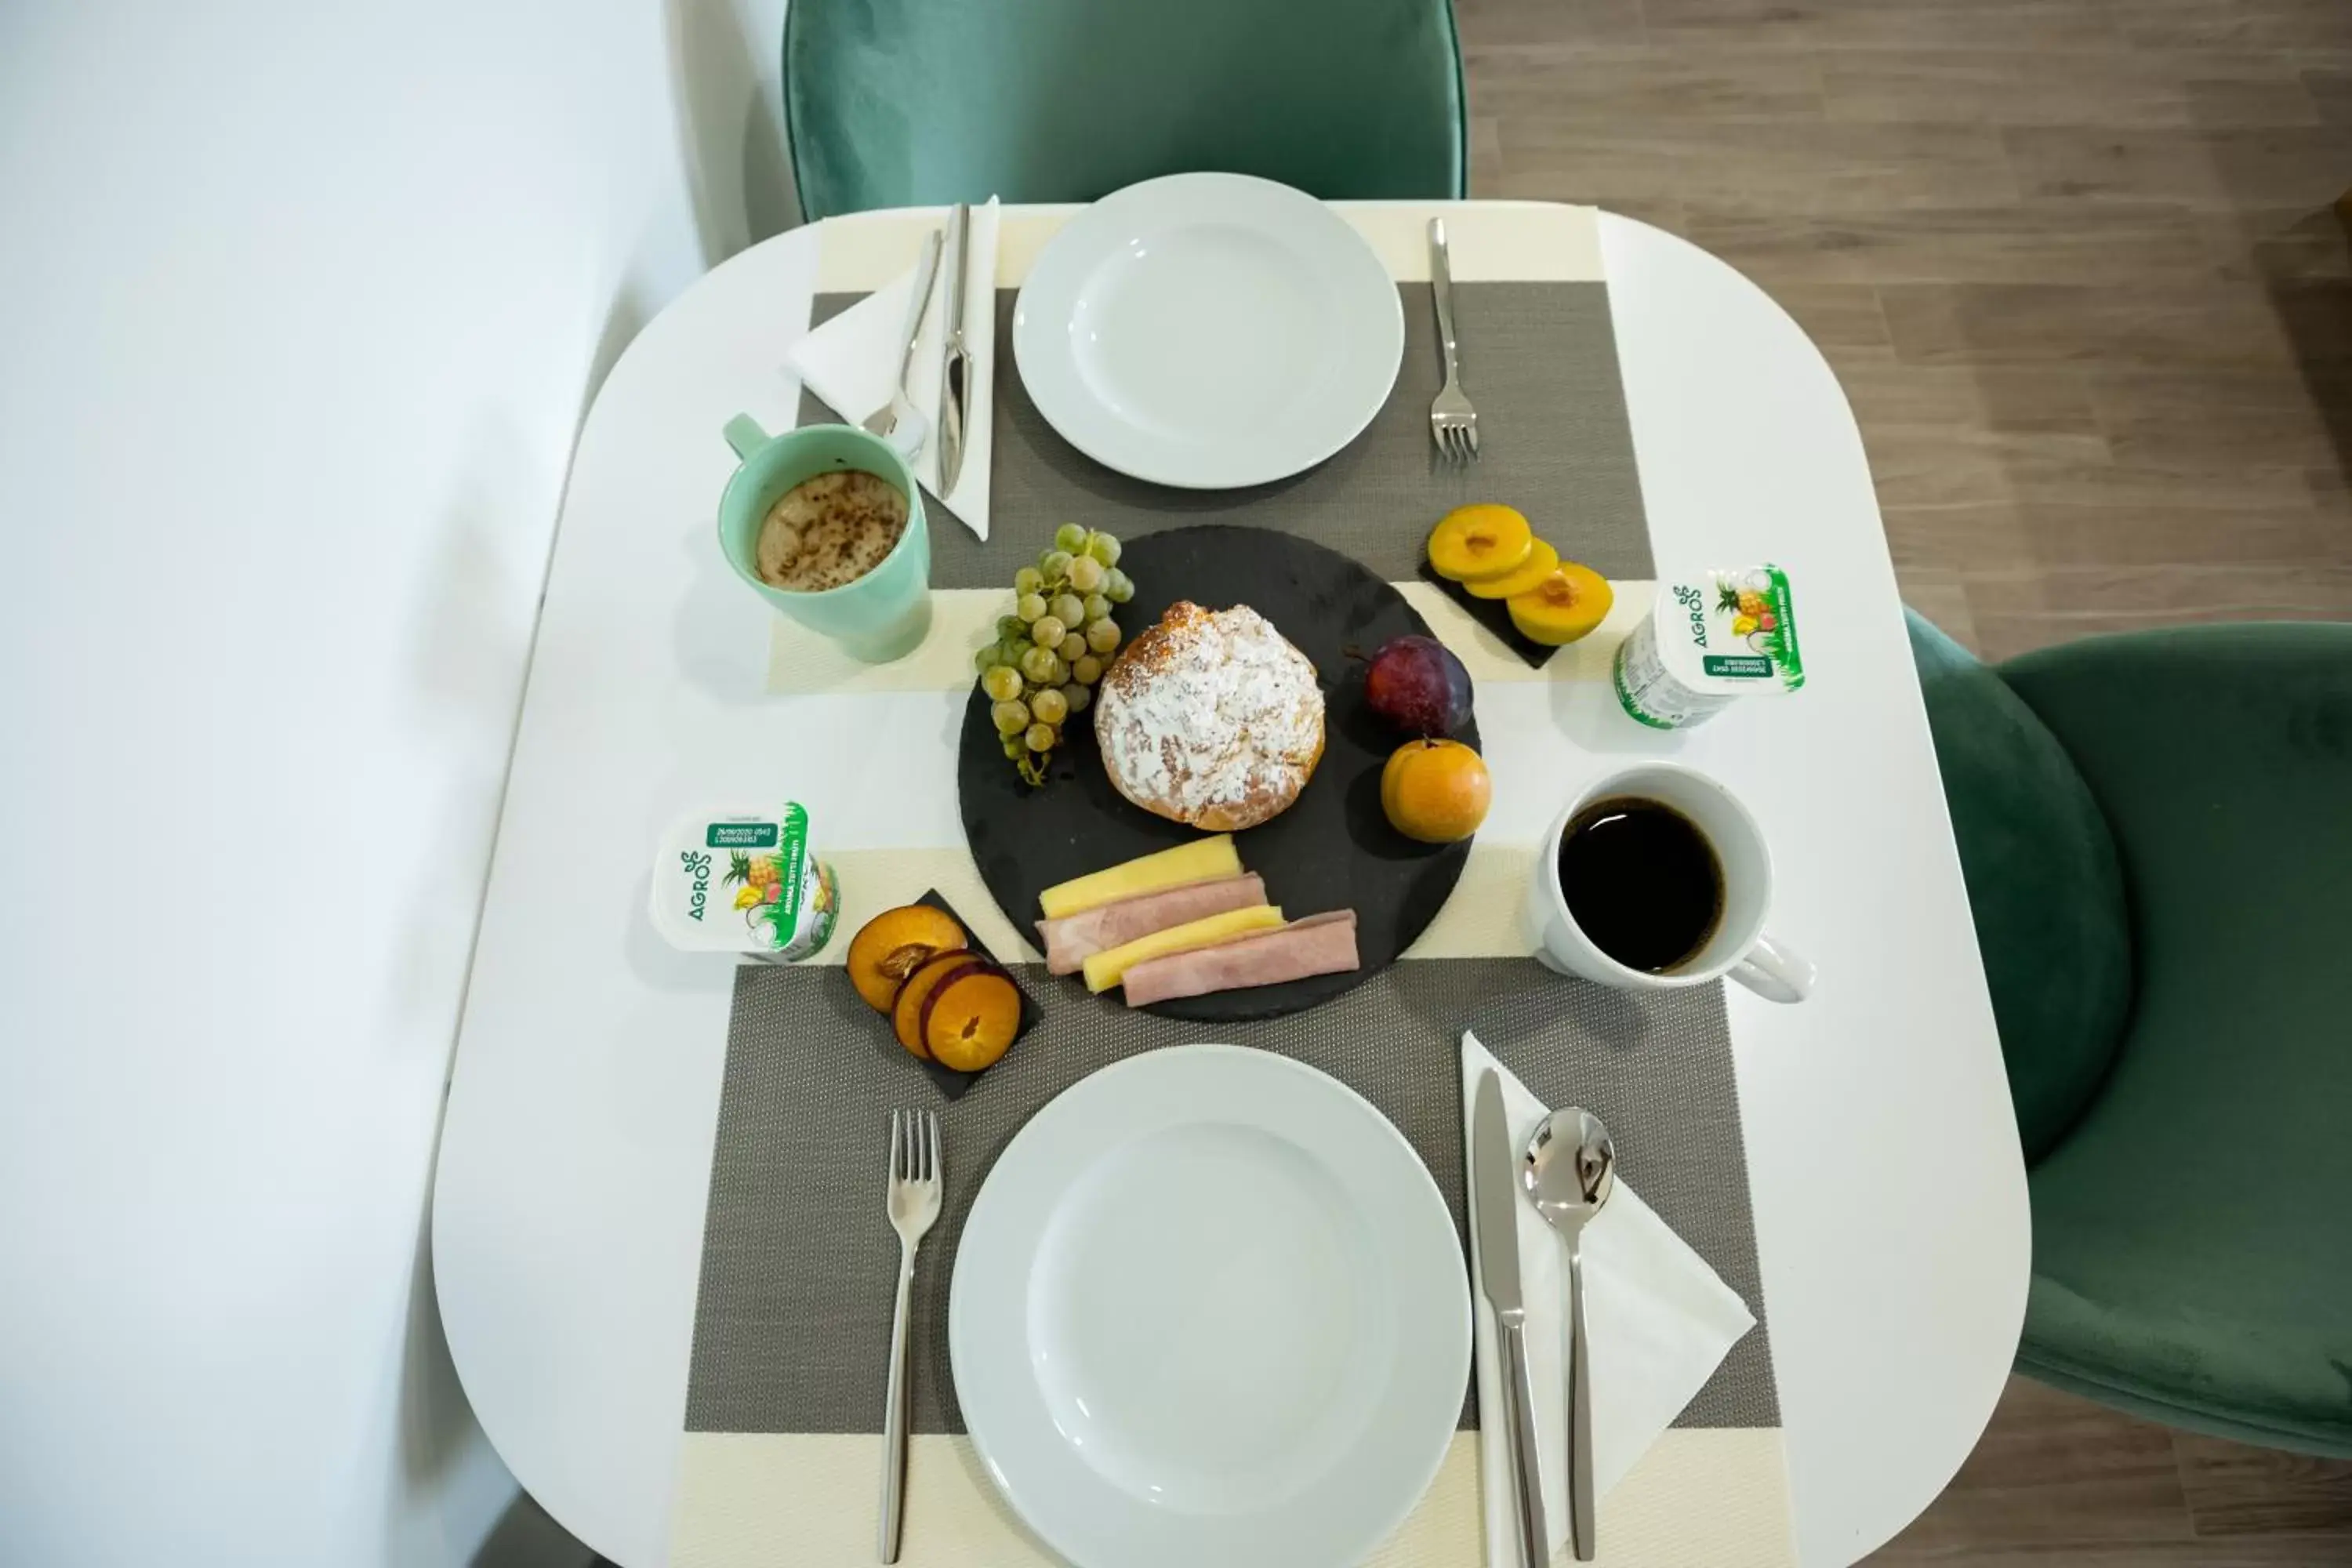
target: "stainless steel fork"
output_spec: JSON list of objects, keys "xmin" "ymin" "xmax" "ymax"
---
[
  {"xmin": 1428, "ymin": 218, "xmax": 1480, "ymax": 461},
  {"xmin": 862, "ymin": 228, "xmax": 943, "ymax": 460},
  {"xmin": 877, "ymin": 1108, "xmax": 942, "ymax": 1563}
]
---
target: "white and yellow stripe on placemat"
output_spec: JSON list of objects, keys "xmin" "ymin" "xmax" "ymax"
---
[
  {"xmin": 813, "ymin": 201, "xmax": 1606, "ymax": 296},
  {"xmin": 672, "ymin": 1428, "xmax": 1795, "ymax": 1568}
]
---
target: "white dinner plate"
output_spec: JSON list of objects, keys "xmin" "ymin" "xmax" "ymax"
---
[
  {"xmin": 1013, "ymin": 173, "xmax": 1405, "ymax": 488},
  {"xmin": 949, "ymin": 1044, "xmax": 1468, "ymax": 1568}
]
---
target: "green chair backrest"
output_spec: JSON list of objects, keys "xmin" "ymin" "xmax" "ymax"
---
[
  {"xmin": 1905, "ymin": 611, "xmax": 2135, "ymax": 1163},
  {"xmin": 783, "ymin": 0, "xmax": 1468, "ymax": 222}
]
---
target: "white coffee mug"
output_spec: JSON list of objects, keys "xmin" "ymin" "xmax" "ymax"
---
[{"xmin": 1524, "ymin": 763, "xmax": 1813, "ymax": 1004}]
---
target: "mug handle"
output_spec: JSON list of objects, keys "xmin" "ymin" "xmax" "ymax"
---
[
  {"xmin": 723, "ymin": 414, "xmax": 769, "ymax": 460},
  {"xmin": 1730, "ymin": 931, "xmax": 1813, "ymax": 1004}
]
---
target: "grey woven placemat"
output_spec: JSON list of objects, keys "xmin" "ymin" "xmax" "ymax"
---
[
  {"xmin": 800, "ymin": 284, "xmax": 1654, "ymax": 585},
  {"xmin": 684, "ymin": 956, "xmax": 1778, "ymax": 1436}
]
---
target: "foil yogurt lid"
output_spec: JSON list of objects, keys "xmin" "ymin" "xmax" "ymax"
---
[
  {"xmin": 649, "ymin": 801, "xmax": 838, "ymax": 960},
  {"xmin": 1651, "ymin": 565, "xmax": 1804, "ymax": 694}
]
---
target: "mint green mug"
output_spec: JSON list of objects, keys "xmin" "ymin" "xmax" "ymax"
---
[{"xmin": 718, "ymin": 416, "xmax": 931, "ymax": 662}]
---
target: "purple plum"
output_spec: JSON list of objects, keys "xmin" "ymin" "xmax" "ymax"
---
[{"xmin": 1365, "ymin": 634, "xmax": 1473, "ymax": 736}]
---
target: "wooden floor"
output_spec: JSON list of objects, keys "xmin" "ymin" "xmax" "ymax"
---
[
  {"xmin": 1457, "ymin": 0, "xmax": 2352, "ymax": 664},
  {"xmin": 1867, "ymin": 1377, "xmax": 2352, "ymax": 1564},
  {"xmin": 1457, "ymin": 0, "xmax": 2352, "ymax": 1560}
]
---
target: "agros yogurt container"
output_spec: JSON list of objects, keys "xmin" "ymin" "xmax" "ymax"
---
[
  {"xmin": 651, "ymin": 800, "xmax": 839, "ymax": 962},
  {"xmin": 1614, "ymin": 565, "xmax": 1805, "ymax": 729}
]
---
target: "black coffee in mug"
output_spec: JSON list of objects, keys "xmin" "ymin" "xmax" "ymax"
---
[{"xmin": 1556, "ymin": 797, "xmax": 1725, "ymax": 973}]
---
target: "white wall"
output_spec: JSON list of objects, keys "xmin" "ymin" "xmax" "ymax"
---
[{"xmin": 0, "ymin": 2, "xmax": 784, "ymax": 1563}]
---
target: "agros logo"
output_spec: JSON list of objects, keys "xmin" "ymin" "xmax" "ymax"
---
[{"xmin": 679, "ymin": 851, "xmax": 714, "ymax": 921}]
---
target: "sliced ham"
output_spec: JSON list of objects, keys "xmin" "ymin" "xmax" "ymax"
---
[
  {"xmin": 1120, "ymin": 909, "xmax": 1359, "ymax": 1007},
  {"xmin": 1033, "ymin": 873, "xmax": 1269, "ymax": 975}
]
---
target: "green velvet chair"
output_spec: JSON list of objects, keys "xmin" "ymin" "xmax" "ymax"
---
[
  {"xmin": 782, "ymin": 0, "xmax": 1467, "ymax": 222},
  {"xmin": 1908, "ymin": 612, "xmax": 2352, "ymax": 1456}
]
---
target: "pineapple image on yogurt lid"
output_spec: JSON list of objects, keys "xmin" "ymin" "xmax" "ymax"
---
[{"xmin": 1613, "ymin": 564, "xmax": 1804, "ymax": 730}]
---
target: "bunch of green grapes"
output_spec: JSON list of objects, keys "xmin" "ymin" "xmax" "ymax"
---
[{"xmin": 971, "ymin": 524, "xmax": 1137, "ymax": 786}]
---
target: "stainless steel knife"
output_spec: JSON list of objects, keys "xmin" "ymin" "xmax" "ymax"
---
[
  {"xmin": 935, "ymin": 201, "xmax": 972, "ymax": 499},
  {"xmin": 1473, "ymin": 1069, "xmax": 1552, "ymax": 1568}
]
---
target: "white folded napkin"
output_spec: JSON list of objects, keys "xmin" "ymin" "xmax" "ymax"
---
[
  {"xmin": 1461, "ymin": 1029, "xmax": 1755, "ymax": 1567},
  {"xmin": 785, "ymin": 197, "xmax": 1000, "ymax": 540}
]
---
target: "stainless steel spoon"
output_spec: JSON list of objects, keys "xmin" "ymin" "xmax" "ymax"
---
[{"xmin": 1523, "ymin": 1106, "xmax": 1617, "ymax": 1563}]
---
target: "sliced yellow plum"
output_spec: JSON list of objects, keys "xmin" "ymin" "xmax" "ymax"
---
[
  {"xmin": 1507, "ymin": 563, "xmax": 1614, "ymax": 645},
  {"xmin": 1427, "ymin": 505, "xmax": 1534, "ymax": 583},
  {"xmin": 921, "ymin": 962, "xmax": 1022, "ymax": 1073},
  {"xmin": 1465, "ymin": 538, "xmax": 1561, "ymax": 601}
]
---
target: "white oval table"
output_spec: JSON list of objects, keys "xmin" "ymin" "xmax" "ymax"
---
[{"xmin": 432, "ymin": 202, "xmax": 2028, "ymax": 1568}]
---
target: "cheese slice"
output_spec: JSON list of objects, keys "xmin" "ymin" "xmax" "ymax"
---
[
  {"xmin": 1037, "ymin": 835, "xmax": 1243, "ymax": 920},
  {"xmin": 1081, "ymin": 906, "xmax": 1285, "ymax": 993}
]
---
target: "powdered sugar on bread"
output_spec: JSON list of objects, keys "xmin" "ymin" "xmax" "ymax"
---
[{"xmin": 1094, "ymin": 602, "xmax": 1325, "ymax": 832}]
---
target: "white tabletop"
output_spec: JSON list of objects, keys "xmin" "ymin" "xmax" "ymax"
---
[{"xmin": 431, "ymin": 201, "xmax": 2027, "ymax": 1568}]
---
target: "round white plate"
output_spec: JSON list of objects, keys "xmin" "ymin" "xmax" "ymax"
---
[
  {"xmin": 1013, "ymin": 173, "xmax": 1405, "ymax": 489},
  {"xmin": 949, "ymin": 1044, "xmax": 1468, "ymax": 1568}
]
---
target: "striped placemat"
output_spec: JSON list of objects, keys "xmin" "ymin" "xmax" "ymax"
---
[{"xmin": 677, "ymin": 938, "xmax": 1795, "ymax": 1568}]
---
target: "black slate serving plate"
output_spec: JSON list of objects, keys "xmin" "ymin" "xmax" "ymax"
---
[{"xmin": 957, "ymin": 524, "xmax": 1476, "ymax": 1022}]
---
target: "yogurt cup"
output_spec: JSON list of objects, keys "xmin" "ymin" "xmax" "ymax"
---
[
  {"xmin": 651, "ymin": 800, "xmax": 839, "ymax": 962},
  {"xmin": 1614, "ymin": 564, "xmax": 1805, "ymax": 730}
]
